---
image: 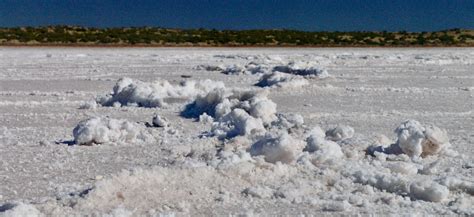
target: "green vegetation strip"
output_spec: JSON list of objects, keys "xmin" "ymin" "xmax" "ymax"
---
[{"xmin": 1, "ymin": 26, "xmax": 473, "ymax": 46}]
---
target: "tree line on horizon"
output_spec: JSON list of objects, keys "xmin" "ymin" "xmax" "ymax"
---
[{"xmin": 0, "ymin": 26, "xmax": 473, "ymax": 46}]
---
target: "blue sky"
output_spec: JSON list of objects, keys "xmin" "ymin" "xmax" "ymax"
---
[{"xmin": 0, "ymin": 0, "xmax": 473, "ymax": 31}]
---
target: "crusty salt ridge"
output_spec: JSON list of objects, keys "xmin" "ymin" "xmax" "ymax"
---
[
  {"xmin": 196, "ymin": 62, "xmax": 271, "ymax": 75},
  {"xmin": 244, "ymin": 61, "xmax": 270, "ymax": 74},
  {"xmin": 256, "ymin": 72, "xmax": 309, "ymax": 88},
  {"xmin": 272, "ymin": 61, "xmax": 329, "ymax": 78},
  {"xmin": 0, "ymin": 48, "xmax": 473, "ymax": 216},
  {"xmin": 437, "ymin": 177, "xmax": 474, "ymax": 195},
  {"xmin": 221, "ymin": 64, "xmax": 245, "ymax": 75},
  {"xmin": 197, "ymin": 60, "xmax": 327, "ymax": 89},
  {"xmin": 193, "ymin": 64, "xmax": 223, "ymax": 71},
  {"xmin": 97, "ymin": 77, "xmax": 225, "ymax": 108}
]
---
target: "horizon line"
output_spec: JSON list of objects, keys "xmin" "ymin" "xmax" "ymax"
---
[{"xmin": 1, "ymin": 25, "xmax": 472, "ymax": 33}]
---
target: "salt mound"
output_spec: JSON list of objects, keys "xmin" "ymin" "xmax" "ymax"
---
[
  {"xmin": 198, "ymin": 113, "xmax": 214, "ymax": 123},
  {"xmin": 221, "ymin": 62, "xmax": 270, "ymax": 75},
  {"xmin": 395, "ymin": 120, "xmax": 426, "ymax": 158},
  {"xmin": 152, "ymin": 115, "xmax": 169, "ymax": 128},
  {"xmin": 211, "ymin": 108, "xmax": 265, "ymax": 139},
  {"xmin": 210, "ymin": 149, "xmax": 254, "ymax": 168},
  {"xmin": 73, "ymin": 117, "xmax": 148, "ymax": 145},
  {"xmin": 246, "ymin": 93, "xmax": 278, "ymax": 125},
  {"xmin": 249, "ymin": 132, "xmax": 304, "ymax": 164},
  {"xmin": 194, "ymin": 64, "xmax": 223, "ymax": 71},
  {"xmin": 422, "ymin": 126, "xmax": 451, "ymax": 157},
  {"xmin": 196, "ymin": 62, "xmax": 270, "ymax": 75},
  {"xmin": 181, "ymin": 88, "xmax": 229, "ymax": 118},
  {"xmin": 305, "ymin": 126, "xmax": 326, "ymax": 138},
  {"xmin": 213, "ymin": 54, "xmax": 263, "ymax": 60},
  {"xmin": 195, "ymin": 61, "xmax": 329, "ymax": 79},
  {"xmin": 369, "ymin": 120, "xmax": 452, "ymax": 158},
  {"xmin": 221, "ymin": 64, "xmax": 245, "ymax": 75},
  {"xmin": 245, "ymin": 62, "xmax": 270, "ymax": 74},
  {"xmin": 97, "ymin": 77, "xmax": 225, "ymax": 108},
  {"xmin": 325, "ymin": 125, "xmax": 355, "ymax": 141},
  {"xmin": 410, "ymin": 180, "xmax": 449, "ymax": 202},
  {"xmin": 182, "ymin": 89, "xmax": 277, "ymax": 139},
  {"xmin": 383, "ymin": 161, "xmax": 419, "ymax": 175},
  {"xmin": 79, "ymin": 101, "xmax": 98, "ymax": 110},
  {"xmin": 395, "ymin": 120, "xmax": 452, "ymax": 158},
  {"xmin": 304, "ymin": 134, "xmax": 344, "ymax": 165},
  {"xmin": 274, "ymin": 113, "xmax": 305, "ymax": 129},
  {"xmin": 438, "ymin": 177, "xmax": 474, "ymax": 195},
  {"xmin": 351, "ymin": 166, "xmax": 410, "ymax": 194},
  {"xmin": 256, "ymin": 72, "xmax": 309, "ymax": 88},
  {"xmin": 273, "ymin": 61, "xmax": 329, "ymax": 78},
  {"xmin": 350, "ymin": 166, "xmax": 451, "ymax": 202},
  {"xmin": 323, "ymin": 201, "xmax": 352, "ymax": 212}
]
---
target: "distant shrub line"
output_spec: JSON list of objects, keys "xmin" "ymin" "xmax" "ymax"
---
[{"xmin": 0, "ymin": 26, "xmax": 473, "ymax": 46}]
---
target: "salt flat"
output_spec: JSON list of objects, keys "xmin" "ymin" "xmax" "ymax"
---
[{"xmin": 0, "ymin": 47, "xmax": 473, "ymax": 216}]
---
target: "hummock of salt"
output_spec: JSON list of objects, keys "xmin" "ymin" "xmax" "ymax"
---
[
  {"xmin": 273, "ymin": 61, "xmax": 329, "ymax": 78},
  {"xmin": 256, "ymin": 72, "xmax": 309, "ymax": 88},
  {"xmin": 369, "ymin": 120, "xmax": 453, "ymax": 158},
  {"xmin": 182, "ymin": 89, "xmax": 277, "ymax": 139},
  {"xmin": 326, "ymin": 125, "xmax": 355, "ymax": 141},
  {"xmin": 410, "ymin": 180, "xmax": 450, "ymax": 202},
  {"xmin": 152, "ymin": 114, "xmax": 169, "ymax": 128},
  {"xmin": 305, "ymin": 133, "xmax": 344, "ymax": 165},
  {"xmin": 97, "ymin": 77, "xmax": 225, "ymax": 108},
  {"xmin": 249, "ymin": 132, "xmax": 305, "ymax": 164},
  {"xmin": 73, "ymin": 117, "xmax": 147, "ymax": 145}
]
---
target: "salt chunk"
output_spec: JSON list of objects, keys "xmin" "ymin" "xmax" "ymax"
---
[
  {"xmin": 73, "ymin": 117, "xmax": 145, "ymax": 145},
  {"xmin": 422, "ymin": 125, "xmax": 451, "ymax": 157},
  {"xmin": 305, "ymin": 135, "xmax": 343, "ymax": 165},
  {"xmin": 79, "ymin": 101, "xmax": 98, "ymax": 110},
  {"xmin": 250, "ymin": 133, "xmax": 304, "ymax": 164},
  {"xmin": 256, "ymin": 72, "xmax": 309, "ymax": 88},
  {"xmin": 394, "ymin": 120, "xmax": 425, "ymax": 158},
  {"xmin": 326, "ymin": 125, "xmax": 355, "ymax": 141},
  {"xmin": 410, "ymin": 180, "xmax": 449, "ymax": 202},
  {"xmin": 198, "ymin": 113, "xmax": 214, "ymax": 124},
  {"xmin": 152, "ymin": 115, "xmax": 169, "ymax": 128},
  {"xmin": 212, "ymin": 108, "xmax": 265, "ymax": 139}
]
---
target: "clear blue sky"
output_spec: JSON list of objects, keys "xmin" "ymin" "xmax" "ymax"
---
[{"xmin": 0, "ymin": 0, "xmax": 473, "ymax": 31}]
